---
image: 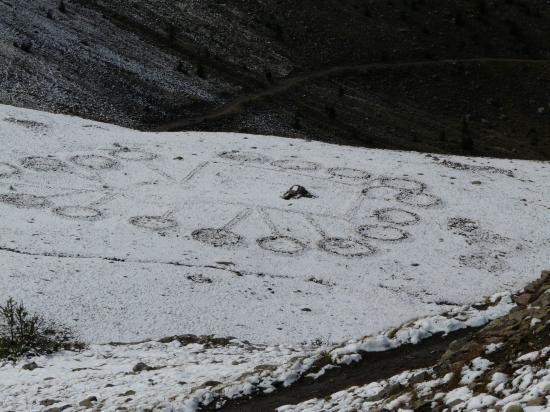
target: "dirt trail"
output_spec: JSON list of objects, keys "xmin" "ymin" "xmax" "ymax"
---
[
  {"xmin": 159, "ymin": 57, "xmax": 548, "ymax": 132},
  {"xmin": 217, "ymin": 272, "xmax": 550, "ymax": 412},
  {"xmin": 216, "ymin": 328, "xmax": 477, "ymax": 412}
]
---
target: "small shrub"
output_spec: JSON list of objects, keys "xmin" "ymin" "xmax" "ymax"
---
[
  {"xmin": 58, "ymin": 1, "xmax": 66, "ymax": 13},
  {"xmin": 453, "ymin": 10, "xmax": 465, "ymax": 26},
  {"xmin": 292, "ymin": 110, "xmax": 302, "ymax": 129},
  {"xmin": 461, "ymin": 117, "xmax": 469, "ymax": 135},
  {"xmin": 176, "ymin": 61, "xmax": 187, "ymax": 74},
  {"xmin": 167, "ymin": 24, "xmax": 178, "ymax": 43},
  {"xmin": 325, "ymin": 105, "xmax": 336, "ymax": 120},
  {"xmin": 196, "ymin": 61, "xmax": 205, "ymax": 78},
  {"xmin": 265, "ymin": 68, "xmax": 273, "ymax": 84},
  {"xmin": 475, "ymin": 0, "xmax": 488, "ymax": 15},
  {"xmin": 0, "ymin": 298, "xmax": 81, "ymax": 360},
  {"xmin": 460, "ymin": 118, "xmax": 474, "ymax": 152},
  {"xmin": 273, "ymin": 23, "xmax": 283, "ymax": 40},
  {"xmin": 506, "ymin": 19, "xmax": 521, "ymax": 37},
  {"xmin": 461, "ymin": 134, "xmax": 474, "ymax": 152},
  {"xmin": 527, "ymin": 128, "xmax": 538, "ymax": 146},
  {"xmin": 19, "ymin": 41, "xmax": 32, "ymax": 53}
]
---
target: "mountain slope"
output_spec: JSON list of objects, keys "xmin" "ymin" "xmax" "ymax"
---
[
  {"xmin": 1, "ymin": 104, "xmax": 549, "ymax": 345},
  {"xmin": 1, "ymin": 0, "xmax": 550, "ymax": 159}
]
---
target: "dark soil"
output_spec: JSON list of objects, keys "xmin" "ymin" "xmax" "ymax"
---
[
  {"xmin": 216, "ymin": 328, "xmax": 477, "ymax": 412},
  {"xmin": 213, "ymin": 271, "xmax": 550, "ymax": 412}
]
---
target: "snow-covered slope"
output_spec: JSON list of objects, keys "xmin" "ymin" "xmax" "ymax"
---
[{"xmin": 0, "ymin": 104, "xmax": 549, "ymax": 345}]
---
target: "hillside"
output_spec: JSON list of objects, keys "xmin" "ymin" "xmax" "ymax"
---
[
  {"xmin": 0, "ymin": 105, "xmax": 549, "ymax": 410},
  {"xmin": 1, "ymin": 0, "xmax": 550, "ymax": 159},
  {"xmin": 1, "ymin": 104, "xmax": 549, "ymax": 345}
]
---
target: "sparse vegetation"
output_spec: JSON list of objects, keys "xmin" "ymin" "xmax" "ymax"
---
[
  {"xmin": 0, "ymin": 298, "xmax": 81, "ymax": 360},
  {"xmin": 325, "ymin": 105, "xmax": 336, "ymax": 120},
  {"xmin": 18, "ymin": 40, "xmax": 32, "ymax": 53},
  {"xmin": 196, "ymin": 61, "xmax": 206, "ymax": 79}
]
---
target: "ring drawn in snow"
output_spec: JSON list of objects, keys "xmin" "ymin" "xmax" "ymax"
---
[
  {"xmin": 53, "ymin": 206, "xmax": 103, "ymax": 221},
  {"xmin": 328, "ymin": 167, "xmax": 371, "ymax": 180},
  {"xmin": 361, "ymin": 186, "xmax": 403, "ymax": 200},
  {"xmin": 373, "ymin": 208, "xmax": 420, "ymax": 226},
  {"xmin": 218, "ymin": 151, "xmax": 271, "ymax": 164},
  {"xmin": 271, "ymin": 159, "xmax": 321, "ymax": 171},
  {"xmin": 111, "ymin": 149, "xmax": 158, "ymax": 161},
  {"xmin": 458, "ymin": 252, "xmax": 510, "ymax": 273},
  {"xmin": 129, "ymin": 216, "xmax": 178, "ymax": 231},
  {"xmin": 3, "ymin": 117, "xmax": 47, "ymax": 129},
  {"xmin": 448, "ymin": 217, "xmax": 480, "ymax": 233},
  {"xmin": 0, "ymin": 162, "xmax": 19, "ymax": 178},
  {"xmin": 356, "ymin": 224, "xmax": 410, "ymax": 242},
  {"xmin": 397, "ymin": 191, "xmax": 442, "ymax": 208},
  {"xmin": 0, "ymin": 193, "xmax": 52, "ymax": 209},
  {"xmin": 318, "ymin": 237, "xmax": 376, "ymax": 257},
  {"xmin": 192, "ymin": 228, "xmax": 243, "ymax": 248},
  {"xmin": 70, "ymin": 154, "xmax": 119, "ymax": 170},
  {"xmin": 20, "ymin": 156, "xmax": 68, "ymax": 172},
  {"xmin": 257, "ymin": 235, "xmax": 308, "ymax": 255},
  {"xmin": 437, "ymin": 159, "xmax": 514, "ymax": 178},
  {"xmin": 377, "ymin": 177, "xmax": 427, "ymax": 192}
]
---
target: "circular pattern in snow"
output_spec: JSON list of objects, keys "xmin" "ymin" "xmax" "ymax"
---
[
  {"xmin": 318, "ymin": 237, "xmax": 376, "ymax": 257},
  {"xmin": 379, "ymin": 177, "xmax": 427, "ymax": 192},
  {"xmin": 21, "ymin": 156, "xmax": 67, "ymax": 172},
  {"xmin": 257, "ymin": 235, "xmax": 307, "ymax": 255},
  {"xmin": 129, "ymin": 216, "xmax": 178, "ymax": 231},
  {"xmin": 111, "ymin": 149, "xmax": 157, "ymax": 161},
  {"xmin": 0, "ymin": 162, "xmax": 19, "ymax": 178},
  {"xmin": 70, "ymin": 154, "xmax": 119, "ymax": 170},
  {"xmin": 362, "ymin": 186, "xmax": 403, "ymax": 200},
  {"xmin": 373, "ymin": 208, "xmax": 420, "ymax": 226},
  {"xmin": 397, "ymin": 191, "xmax": 442, "ymax": 208},
  {"xmin": 0, "ymin": 193, "xmax": 52, "ymax": 209},
  {"xmin": 54, "ymin": 206, "xmax": 103, "ymax": 221},
  {"xmin": 448, "ymin": 217, "xmax": 480, "ymax": 233},
  {"xmin": 218, "ymin": 151, "xmax": 271, "ymax": 164},
  {"xmin": 271, "ymin": 159, "xmax": 320, "ymax": 171},
  {"xmin": 328, "ymin": 167, "xmax": 371, "ymax": 180},
  {"xmin": 459, "ymin": 253, "xmax": 510, "ymax": 273},
  {"xmin": 356, "ymin": 224, "xmax": 410, "ymax": 242},
  {"xmin": 192, "ymin": 228, "xmax": 243, "ymax": 248}
]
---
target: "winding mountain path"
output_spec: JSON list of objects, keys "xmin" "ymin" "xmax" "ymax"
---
[
  {"xmin": 216, "ymin": 328, "xmax": 476, "ymax": 412},
  {"xmin": 158, "ymin": 57, "xmax": 548, "ymax": 131}
]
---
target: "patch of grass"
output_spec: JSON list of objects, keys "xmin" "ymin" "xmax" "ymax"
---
[{"xmin": 0, "ymin": 298, "xmax": 82, "ymax": 360}]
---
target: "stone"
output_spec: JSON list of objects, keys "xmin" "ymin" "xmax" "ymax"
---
[
  {"xmin": 79, "ymin": 396, "xmax": 98, "ymax": 408},
  {"xmin": 132, "ymin": 362, "xmax": 153, "ymax": 373},
  {"xmin": 365, "ymin": 382, "xmax": 402, "ymax": 401},
  {"xmin": 281, "ymin": 185, "xmax": 314, "ymax": 200},
  {"xmin": 505, "ymin": 405, "xmax": 524, "ymax": 412},
  {"xmin": 515, "ymin": 293, "xmax": 532, "ymax": 306},
  {"xmin": 22, "ymin": 362, "xmax": 38, "ymax": 371},
  {"xmin": 526, "ymin": 397, "xmax": 545, "ymax": 406},
  {"xmin": 203, "ymin": 380, "xmax": 222, "ymax": 387},
  {"xmin": 409, "ymin": 370, "xmax": 431, "ymax": 384}
]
